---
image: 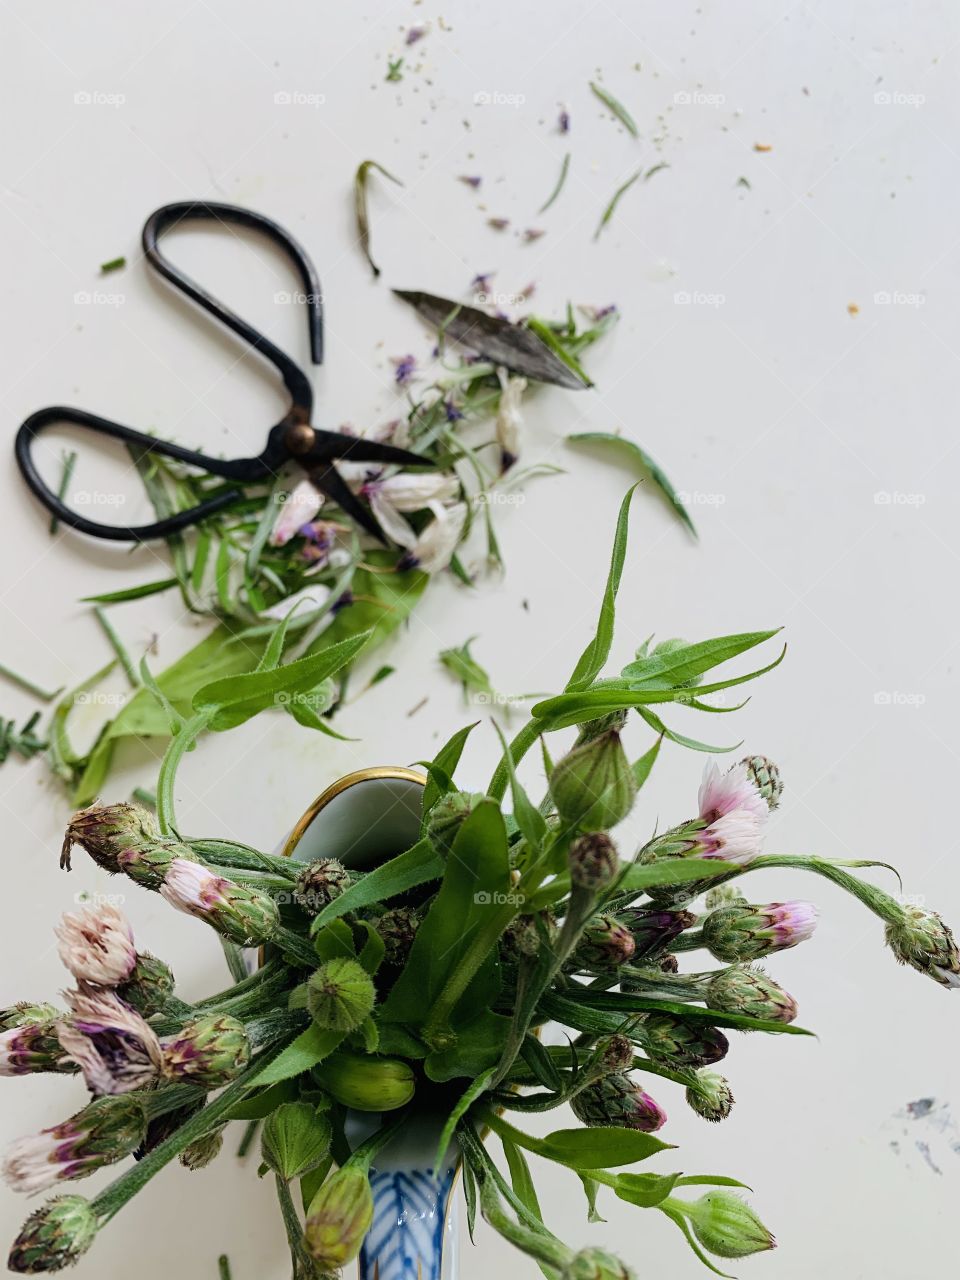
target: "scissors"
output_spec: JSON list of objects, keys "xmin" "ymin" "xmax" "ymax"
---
[{"xmin": 14, "ymin": 201, "xmax": 434, "ymax": 544}]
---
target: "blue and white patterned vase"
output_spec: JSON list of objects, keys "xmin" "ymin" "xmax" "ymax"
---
[{"xmin": 278, "ymin": 767, "xmax": 459, "ymax": 1280}]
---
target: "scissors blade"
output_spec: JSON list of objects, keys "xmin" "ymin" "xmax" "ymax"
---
[
  {"xmin": 394, "ymin": 289, "xmax": 590, "ymax": 390},
  {"xmin": 306, "ymin": 462, "xmax": 387, "ymax": 545},
  {"xmin": 308, "ymin": 430, "xmax": 434, "ymax": 469}
]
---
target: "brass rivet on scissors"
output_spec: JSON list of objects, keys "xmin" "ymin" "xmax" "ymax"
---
[{"xmin": 284, "ymin": 423, "xmax": 316, "ymax": 456}]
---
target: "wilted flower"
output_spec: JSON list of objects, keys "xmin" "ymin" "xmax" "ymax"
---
[
  {"xmin": 159, "ymin": 859, "xmax": 279, "ymax": 946},
  {"xmin": 361, "ymin": 471, "xmax": 461, "ymax": 547},
  {"xmin": 620, "ymin": 908, "xmax": 697, "ymax": 960},
  {"xmin": 2, "ymin": 1096, "xmax": 146, "ymax": 1195},
  {"xmin": 57, "ymin": 988, "xmax": 162, "ymax": 1096},
  {"xmin": 703, "ymin": 901, "xmax": 818, "ymax": 964},
  {"xmin": 499, "ymin": 914, "xmax": 544, "ymax": 963},
  {"xmin": 60, "ymin": 804, "xmax": 190, "ymax": 886},
  {"xmin": 374, "ymin": 906, "xmax": 422, "ymax": 966},
  {"xmin": 8, "ymin": 1195, "xmax": 97, "ymax": 1273},
  {"xmin": 178, "ymin": 1127, "xmax": 224, "ymax": 1171},
  {"xmin": 598, "ymin": 1034, "xmax": 635, "ymax": 1073},
  {"xmin": 54, "ymin": 904, "xmax": 136, "ymax": 988},
  {"xmin": 306, "ymin": 959, "xmax": 375, "ymax": 1033},
  {"xmin": 550, "ymin": 730, "xmax": 637, "ymax": 832},
  {"xmin": 639, "ymin": 1012, "xmax": 729, "ymax": 1069},
  {"xmin": 391, "ymin": 353, "xmax": 417, "ymax": 386},
  {"xmin": 558, "ymin": 108, "xmax": 571, "ymax": 133},
  {"xmin": 397, "ymin": 502, "xmax": 467, "ymax": 574},
  {"xmin": 161, "ymin": 1014, "xmax": 250, "ymax": 1088},
  {"xmin": 495, "ymin": 372, "xmax": 526, "ymax": 470},
  {"xmin": 684, "ymin": 1191, "xmax": 776, "ymax": 1259},
  {"xmin": 270, "ymin": 477, "xmax": 324, "ymax": 547},
  {"xmin": 571, "ymin": 914, "xmax": 636, "ymax": 972},
  {"xmin": 885, "ymin": 904, "xmax": 960, "ymax": 987},
  {"xmin": 458, "ymin": 174, "xmax": 482, "ymax": 189},
  {"xmin": 405, "ymin": 23, "xmax": 428, "ymax": 44},
  {"xmin": 706, "ymin": 965, "xmax": 798, "ymax": 1023},
  {"xmin": 685, "ymin": 1070, "xmax": 734, "ymax": 1123},
  {"xmin": 293, "ymin": 858, "xmax": 351, "ymax": 915},
  {"xmin": 571, "ymin": 1073, "xmax": 666, "ymax": 1132},
  {"xmin": 305, "ymin": 1166, "xmax": 374, "ymax": 1269},
  {"xmin": 569, "ymin": 832, "xmax": 619, "ymax": 891},
  {"xmin": 0, "ymin": 1022, "xmax": 72, "ymax": 1078},
  {"xmin": 115, "ymin": 953, "xmax": 175, "ymax": 1018}
]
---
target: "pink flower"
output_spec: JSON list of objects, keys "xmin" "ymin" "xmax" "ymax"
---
[
  {"xmin": 159, "ymin": 858, "xmax": 230, "ymax": 918},
  {"xmin": 761, "ymin": 901, "xmax": 819, "ymax": 950},
  {"xmin": 54, "ymin": 904, "xmax": 136, "ymax": 988},
  {"xmin": 696, "ymin": 761, "xmax": 768, "ymax": 864},
  {"xmin": 57, "ymin": 989, "xmax": 162, "ymax": 1096}
]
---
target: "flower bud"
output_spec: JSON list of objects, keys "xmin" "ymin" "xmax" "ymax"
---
[
  {"xmin": 574, "ymin": 709, "xmax": 628, "ymax": 745},
  {"xmin": 740, "ymin": 755, "xmax": 783, "ymax": 810},
  {"xmin": 60, "ymin": 803, "xmax": 196, "ymax": 889},
  {"xmin": 160, "ymin": 859, "xmax": 279, "ymax": 946},
  {"xmin": 885, "ymin": 904, "xmax": 960, "ymax": 987},
  {"xmin": 549, "ymin": 731, "xmax": 637, "ymax": 831},
  {"xmin": 373, "ymin": 906, "xmax": 421, "ymax": 966},
  {"xmin": 598, "ymin": 1034, "xmax": 635, "ymax": 1073},
  {"xmin": 305, "ymin": 1166, "xmax": 374, "ymax": 1269},
  {"xmin": 306, "ymin": 959, "xmax": 376, "ymax": 1032},
  {"xmin": 178, "ymin": 1127, "xmax": 224, "ymax": 1171},
  {"xmin": 54, "ymin": 903, "xmax": 136, "ymax": 988},
  {"xmin": 161, "ymin": 1014, "xmax": 250, "ymax": 1088},
  {"xmin": 569, "ymin": 832, "xmax": 619, "ymax": 891},
  {"xmin": 706, "ymin": 965, "xmax": 798, "ymax": 1023},
  {"xmin": 8, "ymin": 1195, "xmax": 97, "ymax": 1273},
  {"xmin": 703, "ymin": 901, "xmax": 818, "ymax": 964},
  {"xmin": 685, "ymin": 1070, "xmax": 734, "ymax": 1123},
  {"xmin": 294, "ymin": 858, "xmax": 351, "ymax": 915},
  {"xmin": 571, "ymin": 1073, "xmax": 666, "ymax": 1132},
  {"xmin": 620, "ymin": 908, "xmax": 697, "ymax": 960},
  {"xmin": 571, "ymin": 914, "xmax": 636, "ymax": 972},
  {"xmin": 685, "ymin": 1191, "xmax": 776, "ymax": 1259},
  {"xmin": 704, "ymin": 883, "xmax": 747, "ymax": 910},
  {"xmin": 312, "ymin": 1051, "xmax": 415, "ymax": 1112},
  {"xmin": 58, "ymin": 988, "xmax": 162, "ymax": 1095},
  {"xmin": 2, "ymin": 1096, "xmax": 146, "ymax": 1195},
  {"xmin": 116, "ymin": 953, "xmax": 175, "ymax": 1017},
  {"xmin": 0, "ymin": 1004, "xmax": 60, "ymax": 1031},
  {"xmin": 639, "ymin": 1013, "xmax": 728, "ymax": 1069},
  {"xmin": 0, "ymin": 1022, "xmax": 73, "ymax": 1078},
  {"xmin": 426, "ymin": 791, "xmax": 484, "ymax": 857},
  {"xmin": 563, "ymin": 1246, "xmax": 637, "ymax": 1280}
]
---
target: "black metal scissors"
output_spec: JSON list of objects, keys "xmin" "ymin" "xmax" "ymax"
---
[{"xmin": 14, "ymin": 201, "xmax": 432, "ymax": 544}]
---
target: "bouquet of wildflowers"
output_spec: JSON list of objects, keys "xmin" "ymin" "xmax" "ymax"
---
[{"xmin": 3, "ymin": 491, "xmax": 955, "ymax": 1278}]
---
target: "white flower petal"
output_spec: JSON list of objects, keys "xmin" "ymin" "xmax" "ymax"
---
[{"xmin": 270, "ymin": 479, "xmax": 323, "ymax": 547}]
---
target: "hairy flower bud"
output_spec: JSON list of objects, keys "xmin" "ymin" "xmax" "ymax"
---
[
  {"xmin": 569, "ymin": 832, "xmax": 619, "ymax": 891},
  {"xmin": 0, "ymin": 1005, "xmax": 60, "ymax": 1032},
  {"xmin": 294, "ymin": 858, "xmax": 351, "ymax": 915},
  {"xmin": 312, "ymin": 1052, "xmax": 415, "ymax": 1112},
  {"xmin": 574, "ymin": 710, "xmax": 629, "ymax": 745},
  {"xmin": 885, "ymin": 905, "xmax": 960, "ymax": 987},
  {"xmin": 162, "ymin": 1014, "xmax": 250, "ymax": 1088},
  {"xmin": 60, "ymin": 803, "xmax": 196, "ymax": 889},
  {"xmin": 598, "ymin": 1034, "xmax": 635, "ymax": 1073},
  {"xmin": 639, "ymin": 1012, "xmax": 729, "ymax": 1069},
  {"xmin": 305, "ymin": 1166, "xmax": 374, "ymax": 1269},
  {"xmin": 620, "ymin": 908, "xmax": 697, "ymax": 960},
  {"xmin": 58, "ymin": 988, "xmax": 162, "ymax": 1095},
  {"xmin": 563, "ymin": 1246, "xmax": 637, "ymax": 1280},
  {"xmin": 706, "ymin": 966, "xmax": 798, "ymax": 1023},
  {"xmin": 178, "ymin": 1127, "xmax": 224, "ymax": 1171},
  {"xmin": 571, "ymin": 914, "xmax": 636, "ymax": 972},
  {"xmin": 571, "ymin": 1073, "xmax": 666, "ymax": 1132},
  {"xmin": 2, "ymin": 1096, "xmax": 146, "ymax": 1195},
  {"xmin": 374, "ymin": 906, "xmax": 422, "ymax": 966},
  {"xmin": 307, "ymin": 959, "xmax": 376, "ymax": 1032},
  {"xmin": 685, "ymin": 1191, "xmax": 776, "ymax": 1259},
  {"xmin": 426, "ymin": 791, "xmax": 484, "ymax": 858},
  {"xmin": 703, "ymin": 901, "xmax": 818, "ymax": 964},
  {"xmin": 685, "ymin": 1070, "xmax": 735, "ymax": 1122},
  {"xmin": 116, "ymin": 953, "xmax": 175, "ymax": 1017},
  {"xmin": 550, "ymin": 731, "xmax": 637, "ymax": 831},
  {"xmin": 160, "ymin": 859, "xmax": 279, "ymax": 946},
  {"xmin": 0, "ymin": 1022, "xmax": 73, "ymax": 1078},
  {"xmin": 740, "ymin": 755, "xmax": 783, "ymax": 810},
  {"xmin": 8, "ymin": 1195, "xmax": 97, "ymax": 1273}
]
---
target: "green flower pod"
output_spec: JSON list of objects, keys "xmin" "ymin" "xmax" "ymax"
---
[
  {"xmin": 549, "ymin": 731, "xmax": 637, "ymax": 831},
  {"xmin": 305, "ymin": 1166, "xmax": 374, "ymax": 1269},
  {"xmin": 685, "ymin": 1191, "xmax": 776, "ymax": 1259},
  {"xmin": 8, "ymin": 1196, "xmax": 97, "ymax": 1273},
  {"xmin": 311, "ymin": 1051, "xmax": 415, "ymax": 1112},
  {"xmin": 306, "ymin": 959, "xmax": 376, "ymax": 1032}
]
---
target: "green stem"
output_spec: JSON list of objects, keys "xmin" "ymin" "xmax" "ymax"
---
[
  {"xmin": 275, "ymin": 1173, "xmax": 318, "ymax": 1280},
  {"xmin": 50, "ymin": 449, "xmax": 78, "ymax": 535},
  {"xmin": 488, "ymin": 719, "xmax": 542, "ymax": 802},
  {"xmin": 0, "ymin": 661, "xmax": 62, "ymax": 702},
  {"xmin": 156, "ymin": 711, "xmax": 214, "ymax": 836},
  {"xmin": 218, "ymin": 1255, "xmax": 232, "ymax": 1280},
  {"xmin": 719, "ymin": 855, "xmax": 904, "ymax": 923},
  {"xmin": 423, "ymin": 907, "xmax": 516, "ymax": 1041},
  {"xmin": 345, "ymin": 1115, "xmax": 405, "ymax": 1174},
  {"xmin": 188, "ymin": 838, "xmax": 299, "ymax": 878},
  {"xmin": 93, "ymin": 606, "xmax": 140, "ymax": 689},
  {"xmin": 236, "ymin": 1120, "xmax": 260, "ymax": 1159}
]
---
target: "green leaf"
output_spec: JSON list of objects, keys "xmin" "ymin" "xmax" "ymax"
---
[
  {"xmin": 421, "ymin": 723, "xmax": 478, "ymax": 820},
  {"xmin": 311, "ymin": 919, "xmax": 357, "ymax": 962},
  {"xmin": 80, "ymin": 578, "xmax": 179, "ymax": 604},
  {"xmin": 614, "ymin": 1170, "xmax": 682, "ymax": 1208},
  {"xmin": 632, "ymin": 734, "xmax": 663, "ymax": 787},
  {"xmin": 355, "ymin": 159, "xmax": 403, "ymax": 278},
  {"xmin": 565, "ymin": 486, "xmax": 636, "ymax": 692},
  {"xmin": 527, "ymin": 1126, "xmax": 671, "ymax": 1169},
  {"xmin": 251, "ymin": 1025, "xmax": 345, "ymax": 1086},
  {"xmin": 261, "ymin": 1103, "xmax": 333, "ymax": 1181},
  {"xmin": 424, "ymin": 1011, "xmax": 511, "ymax": 1081},
  {"xmin": 594, "ymin": 169, "xmax": 643, "ymax": 240},
  {"xmin": 589, "ymin": 81, "xmax": 639, "ymax": 136},
  {"xmin": 658, "ymin": 1203, "xmax": 734, "ymax": 1278},
  {"xmin": 526, "ymin": 318, "xmax": 593, "ymax": 388},
  {"xmin": 193, "ymin": 631, "xmax": 371, "ymax": 730},
  {"xmin": 299, "ymin": 1156, "xmax": 333, "ymax": 1212},
  {"xmin": 432, "ymin": 1069, "xmax": 494, "ymax": 1174},
  {"xmin": 568, "ymin": 432, "xmax": 695, "ymax": 536},
  {"xmin": 572, "ymin": 991, "xmax": 813, "ymax": 1036},
  {"xmin": 503, "ymin": 1140, "xmax": 559, "ymax": 1280},
  {"xmin": 617, "ymin": 858, "xmax": 729, "ymax": 893},
  {"xmin": 620, "ymin": 630, "xmax": 781, "ymax": 685},
  {"xmin": 221, "ymin": 1080, "xmax": 299, "ymax": 1121},
  {"xmin": 636, "ymin": 706, "xmax": 741, "ymax": 754},
  {"xmin": 539, "ymin": 152, "xmax": 571, "ymax": 214},
  {"xmin": 139, "ymin": 655, "xmax": 185, "ymax": 736},
  {"xmin": 577, "ymin": 1174, "xmax": 606, "ymax": 1223},
  {"xmin": 439, "ymin": 637, "xmax": 497, "ymax": 701},
  {"xmin": 311, "ymin": 839, "xmax": 443, "ymax": 931},
  {"xmin": 492, "ymin": 722, "xmax": 547, "ymax": 853}
]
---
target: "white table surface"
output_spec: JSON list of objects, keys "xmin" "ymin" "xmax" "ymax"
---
[{"xmin": 1, "ymin": 2, "xmax": 959, "ymax": 1276}]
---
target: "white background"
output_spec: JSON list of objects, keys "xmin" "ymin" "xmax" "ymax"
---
[{"xmin": 1, "ymin": 2, "xmax": 958, "ymax": 1276}]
